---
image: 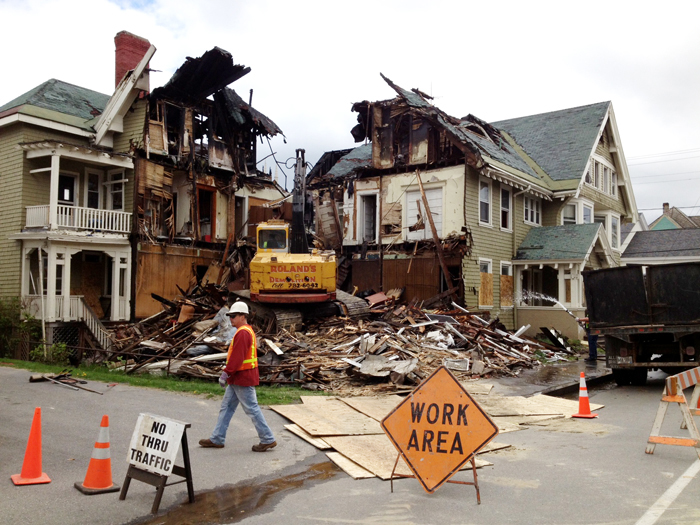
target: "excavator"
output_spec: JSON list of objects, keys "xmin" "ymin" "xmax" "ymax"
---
[{"xmin": 233, "ymin": 149, "xmax": 369, "ymax": 331}]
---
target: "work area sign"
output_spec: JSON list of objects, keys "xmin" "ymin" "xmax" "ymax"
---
[
  {"xmin": 381, "ymin": 366, "xmax": 499, "ymax": 493},
  {"xmin": 127, "ymin": 413, "xmax": 186, "ymax": 476}
]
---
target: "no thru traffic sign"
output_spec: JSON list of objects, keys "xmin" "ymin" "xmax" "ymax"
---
[{"xmin": 381, "ymin": 366, "xmax": 499, "ymax": 494}]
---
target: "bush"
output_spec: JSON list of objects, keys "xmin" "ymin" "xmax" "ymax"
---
[
  {"xmin": 0, "ymin": 297, "xmax": 41, "ymax": 358},
  {"xmin": 30, "ymin": 342, "xmax": 72, "ymax": 366}
]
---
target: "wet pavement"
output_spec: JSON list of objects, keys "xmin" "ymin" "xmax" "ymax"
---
[{"xmin": 485, "ymin": 356, "xmax": 612, "ymax": 397}]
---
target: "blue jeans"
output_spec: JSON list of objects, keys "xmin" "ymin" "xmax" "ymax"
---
[{"xmin": 210, "ymin": 384, "xmax": 275, "ymax": 445}]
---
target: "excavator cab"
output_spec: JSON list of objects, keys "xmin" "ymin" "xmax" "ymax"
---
[{"xmin": 257, "ymin": 221, "xmax": 289, "ymax": 253}]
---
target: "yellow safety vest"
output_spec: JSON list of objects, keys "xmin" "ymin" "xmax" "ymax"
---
[{"xmin": 227, "ymin": 325, "xmax": 258, "ymax": 371}]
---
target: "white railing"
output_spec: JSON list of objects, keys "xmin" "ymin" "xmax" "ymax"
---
[
  {"xmin": 24, "ymin": 295, "xmax": 114, "ymax": 351},
  {"xmin": 25, "ymin": 205, "xmax": 131, "ymax": 234}
]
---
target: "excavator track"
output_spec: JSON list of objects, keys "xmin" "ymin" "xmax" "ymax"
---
[{"xmin": 231, "ymin": 289, "xmax": 369, "ymax": 334}]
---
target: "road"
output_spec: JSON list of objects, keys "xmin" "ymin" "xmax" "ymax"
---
[{"xmin": 1, "ymin": 365, "xmax": 699, "ymax": 525}]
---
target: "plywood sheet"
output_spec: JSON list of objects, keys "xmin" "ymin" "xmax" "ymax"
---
[
  {"xmin": 324, "ymin": 435, "xmax": 491, "ymax": 480},
  {"xmin": 476, "ymin": 393, "xmax": 603, "ymax": 418},
  {"xmin": 460, "ymin": 382, "xmax": 494, "ymax": 395},
  {"xmin": 326, "ymin": 452, "xmax": 375, "ymax": 479},
  {"xmin": 284, "ymin": 424, "xmax": 331, "ymax": 450},
  {"xmin": 339, "ymin": 395, "xmax": 404, "ymax": 422},
  {"xmin": 271, "ymin": 400, "xmax": 383, "ymax": 436}
]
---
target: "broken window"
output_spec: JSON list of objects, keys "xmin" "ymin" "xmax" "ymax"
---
[
  {"xmin": 500, "ymin": 263, "xmax": 513, "ymax": 308},
  {"xmin": 107, "ymin": 170, "xmax": 125, "ymax": 211},
  {"xmin": 58, "ymin": 174, "xmax": 76, "ymax": 205},
  {"xmin": 85, "ymin": 169, "xmax": 103, "ymax": 209},
  {"xmin": 406, "ymin": 188, "xmax": 442, "ymax": 241},
  {"xmin": 197, "ymin": 186, "xmax": 215, "ymax": 240},
  {"xmin": 360, "ymin": 194, "xmax": 377, "ymax": 243}
]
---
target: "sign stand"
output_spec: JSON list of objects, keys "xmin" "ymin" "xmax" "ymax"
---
[
  {"xmin": 120, "ymin": 416, "xmax": 195, "ymax": 514},
  {"xmin": 389, "ymin": 452, "xmax": 481, "ymax": 503}
]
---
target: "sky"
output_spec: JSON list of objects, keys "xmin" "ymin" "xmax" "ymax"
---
[{"xmin": 1, "ymin": 0, "xmax": 698, "ymax": 223}]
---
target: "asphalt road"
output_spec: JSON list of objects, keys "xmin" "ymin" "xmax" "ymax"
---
[{"xmin": 1, "ymin": 364, "xmax": 699, "ymax": 525}]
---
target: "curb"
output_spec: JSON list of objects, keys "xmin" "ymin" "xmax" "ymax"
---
[{"xmin": 539, "ymin": 370, "xmax": 614, "ymax": 397}]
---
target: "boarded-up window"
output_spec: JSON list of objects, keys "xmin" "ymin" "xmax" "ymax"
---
[
  {"xmin": 500, "ymin": 263, "xmax": 513, "ymax": 308},
  {"xmin": 406, "ymin": 188, "xmax": 442, "ymax": 241},
  {"xmin": 479, "ymin": 260, "xmax": 493, "ymax": 307}
]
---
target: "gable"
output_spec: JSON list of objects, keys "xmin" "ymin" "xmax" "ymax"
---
[{"xmin": 650, "ymin": 215, "xmax": 680, "ymax": 230}]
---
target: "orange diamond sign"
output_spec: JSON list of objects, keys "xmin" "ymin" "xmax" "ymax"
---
[{"xmin": 381, "ymin": 366, "xmax": 499, "ymax": 493}]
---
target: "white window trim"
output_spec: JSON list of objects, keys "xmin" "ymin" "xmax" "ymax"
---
[
  {"xmin": 562, "ymin": 197, "xmax": 595, "ymax": 225},
  {"xmin": 478, "ymin": 258, "xmax": 493, "ymax": 308},
  {"xmin": 500, "ymin": 185, "xmax": 512, "ymax": 232},
  {"xmin": 404, "ymin": 183, "xmax": 444, "ymax": 241},
  {"xmin": 585, "ymin": 156, "xmax": 618, "ymax": 197},
  {"xmin": 523, "ymin": 195, "xmax": 541, "ymax": 226},
  {"xmin": 500, "ymin": 262, "xmax": 513, "ymax": 309},
  {"xmin": 357, "ymin": 189, "xmax": 380, "ymax": 243},
  {"xmin": 479, "ymin": 177, "xmax": 492, "ymax": 227},
  {"xmin": 106, "ymin": 169, "xmax": 125, "ymax": 211},
  {"xmin": 84, "ymin": 168, "xmax": 104, "ymax": 208},
  {"xmin": 593, "ymin": 210, "xmax": 622, "ymax": 252}
]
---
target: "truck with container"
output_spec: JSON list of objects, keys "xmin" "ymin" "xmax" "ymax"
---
[{"xmin": 583, "ymin": 263, "xmax": 700, "ymax": 386}]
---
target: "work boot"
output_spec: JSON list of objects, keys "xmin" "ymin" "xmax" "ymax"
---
[
  {"xmin": 252, "ymin": 441, "xmax": 277, "ymax": 452},
  {"xmin": 199, "ymin": 438, "xmax": 224, "ymax": 448}
]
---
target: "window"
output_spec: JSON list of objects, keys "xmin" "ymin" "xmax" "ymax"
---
[
  {"xmin": 86, "ymin": 170, "xmax": 102, "ymax": 209},
  {"xmin": 603, "ymin": 167, "xmax": 609, "ymax": 193},
  {"xmin": 563, "ymin": 204, "xmax": 576, "ymax": 225},
  {"xmin": 500, "ymin": 263, "xmax": 513, "ymax": 308},
  {"xmin": 500, "ymin": 187, "xmax": 511, "ymax": 230},
  {"xmin": 611, "ymin": 216, "xmax": 619, "ymax": 249},
  {"xmin": 479, "ymin": 259, "xmax": 493, "ymax": 307},
  {"xmin": 360, "ymin": 193, "xmax": 378, "ymax": 242},
  {"xmin": 524, "ymin": 196, "xmax": 541, "ymax": 225},
  {"xmin": 58, "ymin": 174, "xmax": 76, "ymax": 205},
  {"xmin": 594, "ymin": 162, "xmax": 600, "ymax": 189},
  {"xmin": 585, "ymin": 167, "xmax": 592, "ymax": 184},
  {"xmin": 406, "ymin": 188, "xmax": 443, "ymax": 241},
  {"xmin": 583, "ymin": 206, "xmax": 593, "ymax": 224},
  {"xmin": 611, "ymin": 172, "xmax": 617, "ymax": 196},
  {"xmin": 479, "ymin": 179, "xmax": 491, "ymax": 225},
  {"xmin": 107, "ymin": 170, "xmax": 125, "ymax": 211}
]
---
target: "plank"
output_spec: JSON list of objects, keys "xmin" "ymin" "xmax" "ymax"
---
[
  {"xmin": 324, "ymin": 435, "xmax": 492, "ymax": 480},
  {"xmin": 326, "ymin": 452, "xmax": 375, "ymax": 479},
  {"xmin": 270, "ymin": 400, "xmax": 383, "ymax": 436},
  {"xmin": 339, "ymin": 395, "xmax": 404, "ymax": 422},
  {"xmin": 284, "ymin": 424, "xmax": 332, "ymax": 450}
]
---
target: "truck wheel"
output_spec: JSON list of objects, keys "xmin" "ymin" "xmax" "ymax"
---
[
  {"xmin": 631, "ymin": 368, "xmax": 648, "ymax": 386},
  {"xmin": 613, "ymin": 369, "xmax": 632, "ymax": 386}
]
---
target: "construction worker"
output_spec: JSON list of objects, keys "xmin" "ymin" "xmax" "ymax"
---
[
  {"xmin": 199, "ymin": 301, "xmax": 277, "ymax": 451},
  {"xmin": 576, "ymin": 310, "xmax": 598, "ymax": 364}
]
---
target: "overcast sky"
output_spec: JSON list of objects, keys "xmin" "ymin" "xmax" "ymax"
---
[{"xmin": 1, "ymin": 0, "xmax": 698, "ymax": 223}]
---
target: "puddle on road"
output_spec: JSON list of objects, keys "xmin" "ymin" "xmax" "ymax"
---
[{"xmin": 133, "ymin": 462, "xmax": 339, "ymax": 525}]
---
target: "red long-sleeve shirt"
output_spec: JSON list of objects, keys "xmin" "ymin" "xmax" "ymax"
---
[{"xmin": 223, "ymin": 325, "xmax": 259, "ymax": 387}]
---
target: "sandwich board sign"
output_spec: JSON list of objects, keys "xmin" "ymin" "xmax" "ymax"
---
[
  {"xmin": 120, "ymin": 413, "xmax": 194, "ymax": 514},
  {"xmin": 381, "ymin": 366, "xmax": 499, "ymax": 494}
]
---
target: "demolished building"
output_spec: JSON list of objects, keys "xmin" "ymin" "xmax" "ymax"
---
[
  {"xmin": 0, "ymin": 31, "xmax": 286, "ymax": 351},
  {"xmin": 308, "ymin": 74, "xmax": 640, "ymax": 339}
]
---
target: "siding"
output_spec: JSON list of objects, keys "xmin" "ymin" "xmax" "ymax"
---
[
  {"xmin": 0, "ymin": 124, "xmax": 25, "ymax": 296},
  {"xmin": 579, "ymin": 185, "xmax": 627, "ymax": 216},
  {"xmin": 461, "ymin": 167, "xmax": 529, "ymax": 329},
  {"xmin": 113, "ymin": 98, "xmax": 147, "ymax": 154}
]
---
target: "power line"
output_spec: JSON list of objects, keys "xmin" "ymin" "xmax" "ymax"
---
[
  {"xmin": 628, "ymin": 155, "xmax": 700, "ymax": 167},
  {"xmin": 638, "ymin": 206, "xmax": 700, "ymax": 211},
  {"xmin": 630, "ymin": 170, "xmax": 700, "ymax": 180},
  {"xmin": 634, "ymin": 177, "xmax": 700, "ymax": 185},
  {"xmin": 627, "ymin": 147, "xmax": 700, "ymax": 161}
]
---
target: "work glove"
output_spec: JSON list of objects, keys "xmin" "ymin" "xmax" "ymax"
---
[{"xmin": 219, "ymin": 371, "xmax": 229, "ymax": 388}]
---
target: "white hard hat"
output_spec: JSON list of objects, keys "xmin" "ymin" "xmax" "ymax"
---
[{"xmin": 228, "ymin": 301, "xmax": 249, "ymax": 316}]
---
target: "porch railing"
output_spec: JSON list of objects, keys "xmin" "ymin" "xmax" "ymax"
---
[
  {"xmin": 24, "ymin": 295, "xmax": 115, "ymax": 351},
  {"xmin": 25, "ymin": 205, "xmax": 131, "ymax": 234}
]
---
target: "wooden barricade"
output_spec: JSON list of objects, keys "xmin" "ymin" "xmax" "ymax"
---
[{"xmin": 646, "ymin": 367, "xmax": 700, "ymax": 459}]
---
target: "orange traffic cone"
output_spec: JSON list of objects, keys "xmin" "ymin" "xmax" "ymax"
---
[
  {"xmin": 74, "ymin": 415, "xmax": 120, "ymax": 494},
  {"xmin": 572, "ymin": 372, "xmax": 598, "ymax": 419},
  {"xmin": 11, "ymin": 407, "xmax": 51, "ymax": 485}
]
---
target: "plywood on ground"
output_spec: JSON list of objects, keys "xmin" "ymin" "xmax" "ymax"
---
[
  {"xmin": 271, "ymin": 400, "xmax": 383, "ymax": 436},
  {"xmin": 326, "ymin": 452, "xmax": 375, "ymax": 479},
  {"xmin": 339, "ymin": 395, "xmax": 404, "ymax": 422},
  {"xmin": 284, "ymin": 424, "xmax": 332, "ymax": 450},
  {"xmin": 324, "ymin": 435, "xmax": 491, "ymax": 481},
  {"xmin": 460, "ymin": 382, "xmax": 494, "ymax": 395},
  {"xmin": 477, "ymin": 441, "xmax": 512, "ymax": 454},
  {"xmin": 475, "ymin": 394, "xmax": 603, "ymax": 418}
]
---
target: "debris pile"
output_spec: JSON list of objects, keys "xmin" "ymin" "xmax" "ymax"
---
[{"xmin": 106, "ymin": 286, "xmax": 572, "ymax": 395}]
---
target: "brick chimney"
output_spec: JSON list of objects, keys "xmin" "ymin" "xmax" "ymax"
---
[
  {"xmin": 115, "ymin": 31, "xmax": 151, "ymax": 87},
  {"xmin": 663, "ymin": 203, "xmax": 670, "ymax": 215}
]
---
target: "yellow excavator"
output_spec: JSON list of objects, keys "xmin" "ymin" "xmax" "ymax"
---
[{"xmin": 234, "ymin": 150, "xmax": 368, "ymax": 331}]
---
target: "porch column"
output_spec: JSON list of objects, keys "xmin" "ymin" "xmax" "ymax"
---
[
  {"xmin": 62, "ymin": 248, "xmax": 72, "ymax": 320},
  {"xmin": 46, "ymin": 244, "xmax": 56, "ymax": 322},
  {"xmin": 123, "ymin": 251, "xmax": 132, "ymax": 321},
  {"xmin": 110, "ymin": 251, "xmax": 119, "ymax": 322},
  {"xmin": 49, "ymin": 154, "xmax": 61, "ymax": 230}
]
